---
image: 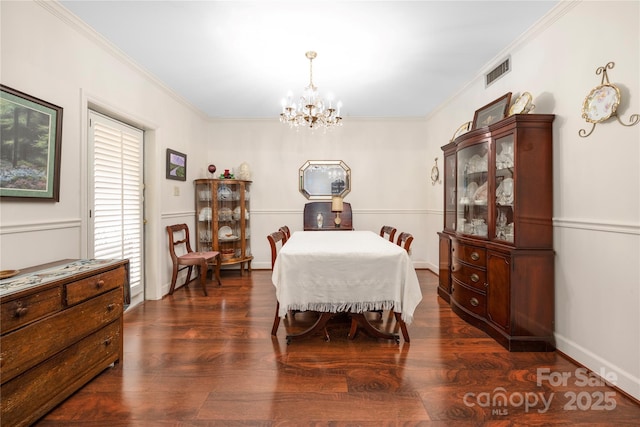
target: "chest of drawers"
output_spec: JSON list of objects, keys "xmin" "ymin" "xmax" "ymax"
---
[{"xmin": 0, "ymin": 259, "xmax": 129, "ymax": 427}]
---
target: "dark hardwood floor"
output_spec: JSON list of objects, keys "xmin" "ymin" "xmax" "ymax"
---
[{"xmin": 36, "ymin": 269, "xmax": 639, "ymax": 426}]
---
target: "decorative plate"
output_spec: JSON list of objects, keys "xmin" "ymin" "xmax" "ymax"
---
[
  {"xmin": 0, "ymin": 269, "xmax": 20, "ymax": 279},
  {"xmin": 509, "ymin": 92, "xmax": 533, "ymax": 116},
  {"xmin": 218, "ymin": 226, "xmax": 233, "ymax": 239},
  {"xmin": 582, "ymin": 84, "xmax": 620, "ymax": 123},
  {"xmin": 217, "ymin": 185, "xmax": 233, "ymax": 200},
  {"xmin": 450, "ymin": 121, "xmax": 471, "ymax": 142},
  {"xmin": 218, "ymin": 207, "xmax": 233, "ymax": 221}
]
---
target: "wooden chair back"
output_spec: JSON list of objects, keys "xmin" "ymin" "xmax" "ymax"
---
[
  {"xmin": 267, "ymin": 230, "xmax": 287, "ymax": 268},
  {"xmin": 167, "ymin": 223, "xmax": 194, "ymax": 261},
  {"xmin": 396, "ymin": 232, "xmax": 414, "ymax": 254},
  {"xmin": 379, "ymin": 226, "xmax": 397, "ymax": 242},
  {"xmin": 267, "ymin": 229, "xmax": 288, "ymax": 335},
  {"xmin": 279, "ymin": 225, "xmax": 291, "ymax": 240}
]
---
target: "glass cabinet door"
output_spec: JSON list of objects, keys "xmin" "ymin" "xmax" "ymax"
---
[
  {"xmin": 494, "ymin": 134, "xmax": 515, "ymax": 243},
  {"xmin": 243, "ymin": 183, "xmax": 251, "ymax": 259},
  {"xmin": 216, "ymin": 181, "xmax": 241, "ymax": 262},
  {"xmin": 456, "ymin": 141, "xmax": 489, "ymax": 237},
  {"xmin": 195, "ymin": 181, "xmax": 213, "ymax": 251},
  {"xmin": 444, "ymin": 153, "xmax": 456, "ymax": 232}
]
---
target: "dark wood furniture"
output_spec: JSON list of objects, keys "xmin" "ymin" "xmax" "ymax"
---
[
  {"xmin": 303, "ymin": 201, "xmax": 353, "ymax": 230},
  {"xmin": 438, "ymin": 114, "xmax": 555, "ymax": 352},
  {"xmin": 267, "ymin": 230, "xmax": 288, "ymax": 336},
  {"xmin": 0, "ymin": 259, "xmax": 129, "ymax": 427},
  {"xmin": 396, "ymin": 232, "xmax": 414, "ymax": 253},
  {"xmin": 379, "ymin": 225, "xmax": 397, "ymax": 242},
  {"xmin": 279, "ymin": 225, "xmax": 291, "ymax": 239},
  {"xmin": 194, "ymin": 179, "xmax": 253, "ymax": 273},
  {"xmin": 166, "ymin": 223, "xmax": 221, "ymax": 296}
]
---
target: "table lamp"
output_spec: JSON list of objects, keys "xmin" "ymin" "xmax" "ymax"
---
[{"xmin": 331, "ymin": 196, "xmax": 343, "ymax": 228}]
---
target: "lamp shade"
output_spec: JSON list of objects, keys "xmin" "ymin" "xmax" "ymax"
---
[{"xmin": 331, "ymin": 196, "xmax": 344, "ymax": 212}]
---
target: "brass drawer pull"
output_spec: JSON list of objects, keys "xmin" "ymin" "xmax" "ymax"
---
[
  {"xmin": 470, "ymin": 297, "xmax": 479, "ymax": 307},
  {"xmin": 470, "ymin": 273, "xmax": 480, "ymax": 283},
  {"xmin": 470, "ymin": 252, "xmax": 480, "ymax": 261},
  {"xmin": 15, "ymin": 306, "xmax": 29, "ymax": 318}
]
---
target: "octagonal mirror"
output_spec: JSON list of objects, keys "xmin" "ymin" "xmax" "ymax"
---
[{"xmin": 299, "ymin": 160, "xmax": 351, "ymax": 200}]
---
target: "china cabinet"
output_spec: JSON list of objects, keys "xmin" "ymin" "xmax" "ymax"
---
[
  {"xmin": 438, "ymin": 114, "xmax": 555, "ymax": 351},
  {"xmin": 194, "ymin": 179, "xmax": 252, "ymax": 273}
]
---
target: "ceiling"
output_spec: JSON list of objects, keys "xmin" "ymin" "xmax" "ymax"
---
[{"xmin": 59, "ymin": 1, "xmax": 558, "ymax": 119}]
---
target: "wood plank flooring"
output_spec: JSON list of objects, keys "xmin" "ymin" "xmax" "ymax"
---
[{"xmin": 36, "ymin": 269, "xmax": 640, "ymax": 426}]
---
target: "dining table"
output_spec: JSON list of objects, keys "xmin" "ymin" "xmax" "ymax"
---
[{"xmin": 271, "ymin": 230, "xmax": 422, "ymax": 343}]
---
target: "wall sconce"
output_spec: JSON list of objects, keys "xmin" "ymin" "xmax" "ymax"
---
[{"xmin": 331, "ymin": 196, "xmax": 343, "ymax": 228}]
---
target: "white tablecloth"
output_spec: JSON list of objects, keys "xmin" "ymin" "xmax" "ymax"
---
[{"xmin": 271, "ymin": 231, "xmax": 422, "ymax": 324}]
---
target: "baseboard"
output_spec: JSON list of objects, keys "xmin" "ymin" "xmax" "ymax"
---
[{"xmin": 555, "ymin": 333, "xmax": 640, "ymax": 402}]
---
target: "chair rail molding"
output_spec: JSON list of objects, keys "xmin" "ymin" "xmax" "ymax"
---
[
  {"xmin": 0, "ymin": 218, "xmax": 82, "ymax": 235},
  {"xmin": 553, "ymin": 217, "xmax": 639, "ymax": 235}
]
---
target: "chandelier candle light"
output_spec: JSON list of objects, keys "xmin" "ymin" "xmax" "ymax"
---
[{"xmin": 280, "ymin": 51, "xmax": 343, "ymax": 129}]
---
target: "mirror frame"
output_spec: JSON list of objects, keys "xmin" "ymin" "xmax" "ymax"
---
[{"xmin": 299, "ymin": 160, "xmax": 351, "ymax": 200}]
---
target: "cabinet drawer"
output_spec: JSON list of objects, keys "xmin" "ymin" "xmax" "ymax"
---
[
  {"xmin": 451, "ymin": 280, "xmax": 486, "ymax": 317},
  {"xmin": 1, "ymin": 288, "xmax": 122, "ymax": 384},
  {"xmin": 1, "ymin": 320, "xmax": 121, "ymax": 427},
  {"xmin": 65, "ymin": 266, "xmax": 124, "ymax": 306},
  {"xmin": 1, "ymin": 287, "xmax": 62, "ymax": 335},
  {"xmin": 451, "ymin": 260, "xmax": 486, "ymax": 292},
  {"xmin": 452, "ymin": 241, "xmax": 486, "ymax": 267}
]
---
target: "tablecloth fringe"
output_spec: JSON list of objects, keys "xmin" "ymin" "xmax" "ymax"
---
[{"xmin": 286, "ymin": 300, "xmax": 397, "ymax": 315}]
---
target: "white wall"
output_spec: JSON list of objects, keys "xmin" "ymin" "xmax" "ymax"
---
[
  {"xmin": 203, "ymin": 117, "xmax": 430, "ymax": 270},
  {"xmin": 0, "ymin": 0, "xmax": 210, "ymax": 303},
  {"xmin": 424, "ymin": 1, "xmax": 640, "ymax": 400}
]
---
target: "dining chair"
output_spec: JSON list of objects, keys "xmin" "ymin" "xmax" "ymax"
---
[
  {"xmin": 166, "ymin": 224, "xmax": 221, "ymax": 296},
  {"xmin": 279, "ymin": 225, "xmax": 291, "ymax": 240},
  {"xmin": 392, "ymin": 231, "xmax": 414, "ymax": 341},
  {"xmin": 267, "ymin": 230, "xmax": 287, "ymax": 335},
  {"xmin": 396, "ymin": 232, "xmax": 414, "ymax": 254},
  {"xmin": 379, "ymin": 225, "xmax": 397, "ymax": 242}
]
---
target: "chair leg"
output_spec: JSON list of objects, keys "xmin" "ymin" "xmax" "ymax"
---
[
  {"xmin": 169, "ymin": 263, "xmax": 179, "ymax": 295},
  {"xmin": 393, "ymin": 311, "xmax": 410, "ymax": 343},
  {"xmin": 271, "ymin": 301, "xmax": 281, "ymax": 336},
  {"xmin": 348, "ymin": 318, "xmax": 359, "ymax": 339},
  {"xmin": 213, "ymin": 254, "xmax": 222, "ymax": 286},
  {"xmin": 184, "ymin": 266, "xmax": 193, "ymax": 288},
  {"xmin": 198, "ymin": 261, "xmax": 208, "ymax": 296}
]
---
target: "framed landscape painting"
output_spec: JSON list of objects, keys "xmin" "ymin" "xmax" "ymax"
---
[
  {"xmin": 0, "ymin": 85, "xmax": 63, "ymax": 201},
  {"xmin": 166, "ymin": 148, "xmax": 187, "ymax": 181}
]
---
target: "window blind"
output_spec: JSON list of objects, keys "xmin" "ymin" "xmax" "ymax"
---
[{"xmin": 89, "ymin": 111, "xmax": 143, "ymax": 296}]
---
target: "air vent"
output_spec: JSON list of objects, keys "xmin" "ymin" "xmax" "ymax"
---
[{"xmin": 485, "ymin": 57, "xmax": 510, "ymax": 87}]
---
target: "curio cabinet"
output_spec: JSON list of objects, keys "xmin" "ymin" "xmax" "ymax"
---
[{"xmin": 194, "ymin": 179, "xmax": 252, "ymax": 274}]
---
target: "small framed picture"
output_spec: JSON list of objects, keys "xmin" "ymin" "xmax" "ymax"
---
[
  {"xmin": 472, "ymin": 92, "xmax": 512, "ymax": 129},
  {"xmin": 166, "ymin": 148, "xmax": 187, "ymax": 181},
  {"xmin": 0, "ymin": 85, "xmax": 63, "ymax": 201}
]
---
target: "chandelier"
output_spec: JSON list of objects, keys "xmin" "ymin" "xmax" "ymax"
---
[{"xmin": 280, "ymin": 51, "xmax": 343, "ymax": 129}]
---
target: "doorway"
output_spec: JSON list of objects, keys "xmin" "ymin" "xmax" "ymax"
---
[{"xmin": 88, "ymin": 110, "xmax": 144, "ymax": 300}]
